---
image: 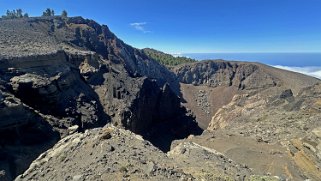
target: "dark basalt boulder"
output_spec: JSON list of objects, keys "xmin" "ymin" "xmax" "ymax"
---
[{"xmin": 280, "ymin": 89, "xmax": 293, "ymax": 99}]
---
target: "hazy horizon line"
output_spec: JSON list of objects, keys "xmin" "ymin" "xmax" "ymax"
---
[{"xmin": 170, "ymin": 52, "xmax": 321, "ymax": 55}]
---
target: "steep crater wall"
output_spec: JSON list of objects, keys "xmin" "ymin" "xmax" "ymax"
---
[
  {"xmin": 173, "ymin": 61, "xmax": 280, "ymax": 128},
  {"xmin": 174, "ymin": 60, "xmax": 278, "ymax": 90}
]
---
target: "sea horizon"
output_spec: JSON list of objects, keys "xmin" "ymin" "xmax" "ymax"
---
[
  {"xmin": 177, "ymin": 52, "xmax": 321, "ymax": 79},
  {"xmin": 180, "ymin": 52, "xmax": 321, "ymax": 65}
]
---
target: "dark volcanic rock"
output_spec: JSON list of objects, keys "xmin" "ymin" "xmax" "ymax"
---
[
  {"xmin": 2, "ymin": 51, "xmax": 108, "ymax": 131},
  {"xmin": 0, "ymin": 91, "xmax": 59, "ymax": 181},
  {"xmin": 280, "ymin": 89, "xmax": 293, "ymax": 99},
  {"xmin": 122, "ymin": 81, "xmax": 181, "ymax": 134}
]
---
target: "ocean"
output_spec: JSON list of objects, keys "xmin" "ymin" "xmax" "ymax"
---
[
  {"xmin": 181, "ymin": 53, "xmax": 321, "ymax": 79},
  {"xmin": 182, "ymin": 53, "xmax": 321, "ymax": 67}
]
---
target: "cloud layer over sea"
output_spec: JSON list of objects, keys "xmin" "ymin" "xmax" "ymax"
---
[{"xmin": 273, "ymin": 65, "xmax": 321, "ymax": 79}]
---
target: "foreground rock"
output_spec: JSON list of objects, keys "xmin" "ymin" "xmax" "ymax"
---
[
  {"xmin": 16, "ymin": 125, "xmax": 282, "ymax": 181},
  {"xmin": 168, "ymin": 142, "xmax": 252, "ymax": 180},
  {"xmin": 15, "ymin": 126, "xmax": 195, "ymax": 181}
]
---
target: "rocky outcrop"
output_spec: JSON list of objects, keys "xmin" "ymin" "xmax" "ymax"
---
[
  {"xmin": 121, "ymin": 80, "xmax": 181, "ymax": 133},
  {"xmin": 15, "ymin": 126, "xmax": 195, "ymax": 181},
  {"xmin": 0, "ymin": 91, "xmax": 34, "ymax": 130},
  {"xmin": 174, "ymin": 60, "xmax": 278, "ymax": 90},
  {"xmin": 287, "ymin": 128, "xmax": 321, "ymax": 181},
  {"xmin": 89, "ymin": 62, "xmax": 201, "ymax": 151},
  {"xmin": 1, "ymin": 51, "xmax": 108, "ymax": 131},
  {"xmin": 16, "ymin": 125, "xmax": 287, "ymax": 181},
  {"xmin": 168, "ymin": 142, "xmax": 253, "ymax": 180},
  {"xmin": 16, "ymin": 125, "xmax": 281, "ymax": 181},
  {"xmin": 0, "ymin": 16, "xmax": 178, "ymax": 88},
  {"xmin": 0, "ymin": 15, "xmax": 188, "ymax": 138}
]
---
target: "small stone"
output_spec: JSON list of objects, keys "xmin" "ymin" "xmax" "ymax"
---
[
  {"xmin": 0, "ymin": 170, "xmax": 6, "ymax": 177},
  {"xmin": 72, "ymin": 174, "xmax": 83, "ymax": 181},
  {"xmin": 312, "ymin": 127, "xmax": 321, "ymax": 138},
  {"xmin": 106, "ymin": 145, "xmax": 115, "ymax": 152},
  {"xmin": 68, "ymin": 125, "xmax": 79, "ymax": 134},
  {"xmin": 145, "ymin": 161, "xmax": 156, "ymax": 174},
  {"xmin": 100, "ymin": 132, "xmax": 112, "ymax": 140}
]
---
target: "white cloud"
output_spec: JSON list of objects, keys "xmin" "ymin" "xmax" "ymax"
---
[
  {"xmin": 130, "ymin": 22, "xmax": 151, "ymax": 33},
  {"xmin": 273, "ymin": 65, "xmax": 321, "ymax": 79},
  {"xmin": 171, "ymin": 53, "xmax": 183, "ymax": 57}
]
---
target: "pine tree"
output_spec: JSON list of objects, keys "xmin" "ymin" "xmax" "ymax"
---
[
  {"xmin": 2, "ymin": 9, "xmax": 27, "ymax": 19},
  {"xmin": 42, "ymin": 8, "xmax": 54, "ymax": 16},
  {"xmin": 61, "ymin": 10, "xmax": 68, "ymax": 17},
  {"xmin": 16, "ymin": 9, "xmax": 23, "ymax": 18}
]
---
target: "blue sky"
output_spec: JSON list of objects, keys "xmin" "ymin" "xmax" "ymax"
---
[{"xmin": 0, "ymin": 0, "xmax": 321, "ymax": 53}]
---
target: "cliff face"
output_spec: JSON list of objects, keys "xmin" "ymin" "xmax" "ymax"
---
[
  {"xmin": 174, "ymin": 60, "xmax": 278, "ymax": 89},
  {"xmin": 1, "ymin": 51, "xmax": 108, "ymax": 131},
  {"xmin": 0, "ymin": 16, "xmax": 191, "ymax": 135}
]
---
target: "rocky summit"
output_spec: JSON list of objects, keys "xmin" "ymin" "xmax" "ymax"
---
[{"xmin": 0, "ymin": 16, "xmax": 321, "ymax": 181}]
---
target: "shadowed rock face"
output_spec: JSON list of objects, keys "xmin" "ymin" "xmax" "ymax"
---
[{"xmin": 0, "ymin": 90, "xmax": 60, "ymax": 181}]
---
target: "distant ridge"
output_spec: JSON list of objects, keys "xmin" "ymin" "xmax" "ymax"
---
[{"xmin": 143, "ymin": 48, "xmax": 196, "ymax": 67}]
